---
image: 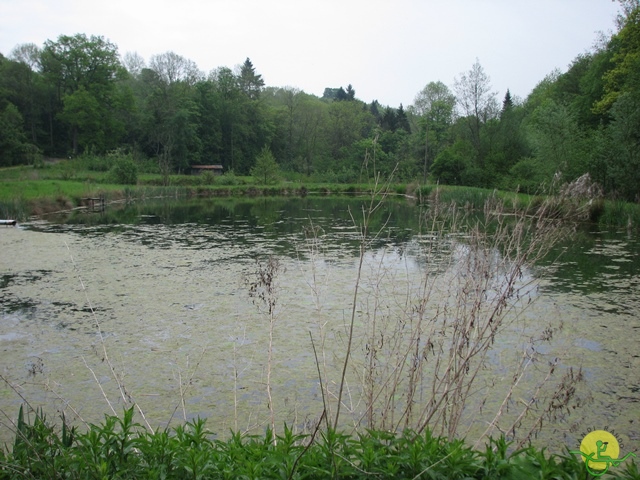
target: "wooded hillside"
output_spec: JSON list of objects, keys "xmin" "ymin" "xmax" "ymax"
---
[{"xmin": 1, "ymin": 4, "xmax": 639, "ymax": 200}]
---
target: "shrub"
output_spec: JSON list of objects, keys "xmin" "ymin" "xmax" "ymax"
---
[
  {"xmin": 200, "ymin": 171, "xmax": 216, "ymax": 186},
  {"xmin": 109, "ymin": 155, "xmax": 138, "ymax": 185},
  {"xmin": 217, "ymin": 170, "xmax": 241, "ymax": 186}
]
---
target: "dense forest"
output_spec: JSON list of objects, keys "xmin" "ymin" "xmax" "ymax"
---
[{"xmin": 1, "ymin": 3, "xmax": 639, "ymax": 201}]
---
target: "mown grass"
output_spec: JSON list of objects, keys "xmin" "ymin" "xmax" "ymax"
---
[{"xmin": 4, "ymin": 407, "xmax": 637, "ymax": 479}]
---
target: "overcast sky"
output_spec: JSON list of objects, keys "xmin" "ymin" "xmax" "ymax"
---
[{"xmin": 0, "ymin": 0, "xmax": 622, "ymax": 107}]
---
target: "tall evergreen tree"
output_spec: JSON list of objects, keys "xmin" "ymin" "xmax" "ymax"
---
[
  {"xmin": 369, "ymin": 100, "xmax": 381, "ymax": 122},
  {"xmin": 238, "ymin": 58, "xmax": 264, "ymax": 100},
  {"xmin": 501, "ymin": 89, "xmax": 513, "ymax": 116},
  {"xmin": 396, "ymin": 104, "xmax": 410, "ymax": 132},
  {"xmin": 345, "ymin": 84, "xmax": 356, "ymax": 101},
  {"xmin": 381, "ymin": 107, "xmax": 398, "ymax": 131}
]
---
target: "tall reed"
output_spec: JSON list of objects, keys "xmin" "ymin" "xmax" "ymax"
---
[
  {"xmin": 248, "ymin": 256, "xmax": 284, "ymax": 444},
  {"xmin": 309, "ymin": 182, "xmax": 588, "ymax": 448}
]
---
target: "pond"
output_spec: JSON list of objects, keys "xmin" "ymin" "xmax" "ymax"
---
[{"xmin": 0, "ymin": 196, "xmax": 638, "ymax": 452}]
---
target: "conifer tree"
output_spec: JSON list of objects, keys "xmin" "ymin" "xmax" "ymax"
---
[
  {"xmin": 397, "ymin": 104, "xmax": 410, "ymax": 132},
  {"xmin": 239, "ymin": 57, "xmax": 264, "ymax": 100},
  {"xmin": 501, "ymin": 89, "xmax": 513, "ymax": 116}
]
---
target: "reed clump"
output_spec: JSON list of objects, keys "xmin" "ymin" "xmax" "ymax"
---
[{"xmin": 304, "ymin": 178, "xmax": 593, "ymax": 452}]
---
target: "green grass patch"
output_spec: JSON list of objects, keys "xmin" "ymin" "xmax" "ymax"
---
[
  {"xmin": 415, "ymin": 185, "xmax": 519, "ymax": 209},
  {"xmin": 0, "ymin": 180, "xmax": 115, "ymax": 202},
  {"xmin": 2, "ymin": 164, "xmax": 640, "ymax": 228},
  {"xmin": 598, "ymin": 199, "xmax": 640, "ymax": 229}
]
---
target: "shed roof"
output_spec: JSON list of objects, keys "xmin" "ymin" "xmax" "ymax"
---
[{"xmin": 191, "ymin": 165, "xmax": 223, "ymax": 169}]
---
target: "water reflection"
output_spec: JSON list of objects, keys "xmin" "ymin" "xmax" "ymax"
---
[
  {"xmin": 34, "ymin": 197, "xmax": 420, "ymax": 259},
  {"xmin": 539, "ymin": 227, "xmax": 640, "ymax": 319},
  {"xmin": 2, "ymin": 197, "xmax": 638, "ymax": 450}
]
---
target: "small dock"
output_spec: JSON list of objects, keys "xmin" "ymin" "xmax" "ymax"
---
[
  {"xmin": 0, "ymin": 220, "xmax": 16, "ymax": 227},
  {"xmin": 81, "ymin": 196, "xmax": 106, "ymax": 213}
]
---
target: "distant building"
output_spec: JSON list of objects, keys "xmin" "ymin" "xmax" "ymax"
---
[{"xmin": 191, "ymin": 165, "xmax": 223, "ymax": 175}]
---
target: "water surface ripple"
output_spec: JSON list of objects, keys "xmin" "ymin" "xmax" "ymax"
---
[{"xmin": 0, "ymin": 198, "xmax": 638, "ymax": 451}]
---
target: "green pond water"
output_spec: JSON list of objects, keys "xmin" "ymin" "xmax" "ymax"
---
[{"xmin": 0, "ymin": 196, "xmax": 638, "ymax": 453}]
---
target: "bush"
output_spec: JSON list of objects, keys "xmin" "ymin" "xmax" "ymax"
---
[
  {"xmin": 109, "ymin": 155, "xmax": 138, "ymax": 185},
  {"xmin": 213, "ymin": 170, "xmax": 239, "ymax": 186},
  {"xmin": 200, "ymin": 171, "xmax": 217, "ymax": 185}
]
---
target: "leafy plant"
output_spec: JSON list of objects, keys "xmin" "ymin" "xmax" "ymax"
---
[
  {"xmin": 1, "ymin": 407, "xmax": 635, "ymax": 479},
  {"xmin": 251, "ymin": 146, "xmax": 280, "ymax": 185},
  {"xmin": 199, "ymin": 170, "xmax": 216, "ymax": 185},
  {"xmin": 109, "ymin": 154, "xmax": 138, "ymax": 185}
]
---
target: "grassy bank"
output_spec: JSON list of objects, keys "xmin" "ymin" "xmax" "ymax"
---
[
  {"xmin": 1, "ymin": 162, "xmax": 639, "ymax": 229},
  {"xmin": 413, "ymin": 184, "xmax": 640, "ymax": 229},
  {"xmin": 4, "ymin": 407, "xmax": 637, "ymax": 479}
]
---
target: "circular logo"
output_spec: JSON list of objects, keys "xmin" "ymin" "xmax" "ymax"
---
[{"xmin": 579, "ymin": 430, "xmax": 620, "ymax": 471}]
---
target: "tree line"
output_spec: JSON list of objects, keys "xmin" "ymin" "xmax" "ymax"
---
[{"xmin": 1, "ymin": 2, "xmax": 639, "ymax": 200}]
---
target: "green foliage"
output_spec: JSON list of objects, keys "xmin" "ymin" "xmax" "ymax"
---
[
  {"xmin": 597, "ymin": 198, "xmax": 640, "ymax": 228},
  {"xmin": 526, "ymin": 98, "xmax": 588, "ymax": 182},
  {"xmin": 507, "ymin": 157, "xmax": 555, "ymax": 194},
  {"xmin": 216, "ymin": 169, "xmax": 242, "ymax": 185},
  {"xmin": 199, "ymin": 170, "xmax": 217, "ymax": 185},
  {"xmin": 598, "ymin": 91, "xmax": 640, "ymax": 200},
  {"xmin": 238, "ymin": 57, "xmax": 265, "ymax": 100},
  {"xmin": 40, "ymin": 33, "xmax": 127, "ymax": 155},
  {"xmin": 0, "ymin": 102, "xmax": 34, "ymax": 167},
  {"xmin": 310, "ymin": 166, "xmax": 360, "ymax": 183},
  {"xmin": 109, "ymin": 153, "xmax": 138, "ymax": 185},
  {"xmin": 5, "ymin": 408, "xmax": 627, "ymax": 479},
  {"xmin": 431, "ymin": 139, "xmax": 479, "ymax": 186},
  {"xmin": 250, "ymin": 146, "xmax": 280, "ymax": 185},
  {"xmin": 1, "ymin": 23, "xmax": 640, "ymax": 200},
  {"xmin": 595, "ymin": 6, "xmax": 640, "ymax": 114},
  {"xmin": 58, "ymin": 87, "xmax": 103, "ymax": 153},
  {"xmin": 72, "ymin": 152, "xmax": 112, "ymax": 172}
]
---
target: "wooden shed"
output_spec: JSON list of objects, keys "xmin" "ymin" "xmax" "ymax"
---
[{"xmin": 191, "ymin": 165, "xmax": 223, "ymax": 176}]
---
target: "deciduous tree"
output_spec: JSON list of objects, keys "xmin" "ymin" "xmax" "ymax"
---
[
  {"xmin": 454, "ymin": 60, "xmax": 499, "ymax": 169},
  {"xmin": 527, "ymin": 99, "xmax": 587, "ymax": 183},
  {"xmin": 411, "ymin": 80, "xmax": 456, "ymax": 180},
  {"xmin": 0, "ymin": 102, "xmax": 31, "ymax": 166},
  {"xmin": 121, "ymin": 51, "xmax": 146, "ymax": 78},
  {"xmin": 149, "ymin": 51, "xmax": 202, "ymax": 86},
  {"xmin": 251, "ymin": 145, "xmax": 280, "ymax": 184},
  {"xmin": 594, "ymin": 4, "xmax": 640, "ymax": 114},
  {"xmin": 40, "ymin": 34, "xmax": 126, "ymax": 154},
  {"xmin": 9, "ymin": 43, "xmax": 41, "ymax": 71}
]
